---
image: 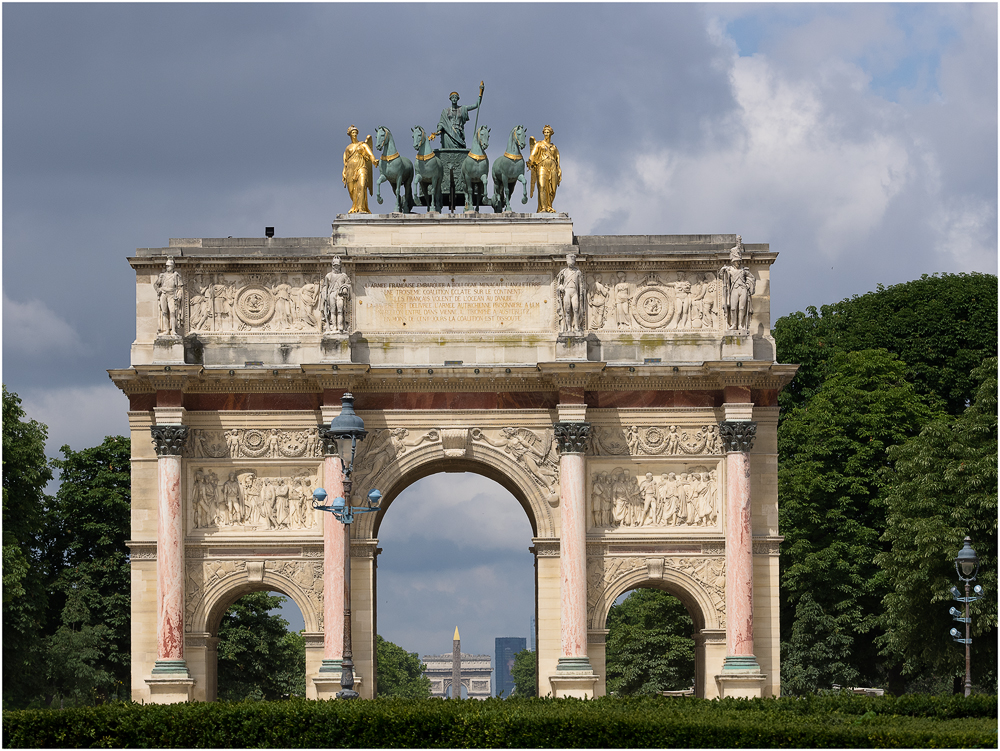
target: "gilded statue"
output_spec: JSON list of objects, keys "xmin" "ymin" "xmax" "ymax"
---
[
  {"xmin": 343, "ymin": 125, "xmax": 378, "ymax": 214},
  {"xmin": 527, "ymin": 125, "xmax": 561, "ymax": 213}
]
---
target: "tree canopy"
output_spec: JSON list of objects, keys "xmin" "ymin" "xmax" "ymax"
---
[
  {"xmin": 216, "ymin": 591, "xmax": 305, "ymax": 701},
  {"xmin": 375, "ymin": 635, "xmax": 431, "ymax": 698},
  {"xmin": 605, "ymin": 588, "xmax": 694, "ymax": 695},
  {"xmin": 510, "ymin": 648, "xmax": 537, "ymax": 697},
  {"xmin": 877, "ymin": 357, "xmax": 997, "ymax": 691},
  {"xmin": 774, "ymin": 272, "xmax": 996, "ymax": 417}
]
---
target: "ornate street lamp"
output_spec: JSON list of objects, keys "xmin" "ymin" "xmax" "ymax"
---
[
  {"xmin": 312, "ymin": 393, "xmax": 382, "ymax": 699},
  {"xmin": 948, "ymin": 536, "xmax": 983, "ymax": 697}
]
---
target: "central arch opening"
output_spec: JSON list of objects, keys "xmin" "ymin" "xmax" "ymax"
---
[{"xmin": 374, "ymin": 471, "xmax": 536, "ymax": 698}]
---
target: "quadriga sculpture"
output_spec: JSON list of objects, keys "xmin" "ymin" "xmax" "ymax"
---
[
  {"xmin": 374, "ymin": 125, "xmax": 415, "ymax": 214},
  {"xmin": 461, "ymin": 125, "xmax": 490, "ymax": 212},
  {"xmin": 492, "ymin": 124, "xmax": 529, "ymax": 213}
]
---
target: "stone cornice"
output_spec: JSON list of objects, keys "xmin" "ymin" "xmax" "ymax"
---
[{"xmin": 109, "ymin": 361, "xmax": 797, "ymax": 397}]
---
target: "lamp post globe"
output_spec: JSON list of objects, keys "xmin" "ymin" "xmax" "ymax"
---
[{"xmin": 955, "ymin": 536, "xmax": 979, "ymax": 582}]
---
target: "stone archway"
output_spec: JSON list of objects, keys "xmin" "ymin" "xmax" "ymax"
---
[
  {"xmin": 184, "ymin": 562, "xmax": 323, "ymax": 702},
  {"xmin": 592, "ymin": 565, "xmax": 726, "ymax": 698}
]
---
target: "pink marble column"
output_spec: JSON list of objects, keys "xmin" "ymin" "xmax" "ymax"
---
[
  {"xmin": 719, "ymin": 421, "xmax": 760, "ymax": 672},
  {"xmin": 150, "ymin": 425, "xmax": 190, "ymax": 675},
  {"xmin": 554, "ymin": 422, "xmax": 592, "ymax": 671},
  {"xmin": 321, "ymin": 439, "xmax": 346, "ymax": 672}
]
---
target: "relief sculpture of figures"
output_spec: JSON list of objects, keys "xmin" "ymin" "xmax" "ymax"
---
[
  {"xmin": 154, "ymin": 258, "xmax": 184, "ymax": 336},
  {"xmin": 320, "ymin": 257, "xmax": 351, "ymax": 334},
  {"xmin": 555, "ymin": 253, "xmax": 586, "ymax": 332},
  {"xmin": 527, "ymin": 125, "xmax": 561, "ymax": 213},
  {"xmin": 343, "ymin": 125, "xmax": 378, "ymax": 214},
  {"xmin": 613, "ymin": 271, "xmax": 631, "ymax": 327},
  {"xmin": 589, "ymin": 425, "xmax": 723, "ymax": 456},
  {"xmin": 719, "ymin": 235, "xmax": 756, "ymax": 331},
  {"xmin": 192, "ymin": 469, "xmax": 316, "ymax": 531},
  {"xmin": 471, "ymin": 427, "xmax": 558, "ymax": 495},
  {"xmin": 591, "ymin": 467, "xmax": 718, "ymax": 529},
  {"xmin": 588, "ymin": 274, "xmax": 610, "ymax": 329}
]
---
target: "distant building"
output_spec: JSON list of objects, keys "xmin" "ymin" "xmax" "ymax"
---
[
  {"xmin": 495, "ymin": 637, "xmax": 527, "ymax": 698},
  {"xmin": 422, "ymin": 652, "xmax": 492, "ymax": 699}
]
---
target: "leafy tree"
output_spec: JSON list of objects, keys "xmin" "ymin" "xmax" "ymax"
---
[
  {"xmin": 605, "ymin": 588, "xmax": 694, "ymax": 695},
  {"xmin": 2, "ymin": 386, "xmax": 53, "ymax": 708},
  {"xmin": 43, "ymin": 436, "xmax": 132, "ymax": 705},
  {"xmin": 774, "ymin": 273, "xmax": 996, "ymax": 417},
  {"xmin": 216, "ymin": 592, "xmax": 305, "ymax": 701},
  {"xmin": 877, "ymin": 357, "xmax": 997, "ymax": 692},
  {"xmin": 510, "ymin": 648, "xmax": 537, "ymax": 697},
  {"xmin": 375, "ymin": 635, "xmax": 431, "ymax": 698},
  {"xmin": 777, "ymin": 349, "xmax": 939, "ymax": 694}
]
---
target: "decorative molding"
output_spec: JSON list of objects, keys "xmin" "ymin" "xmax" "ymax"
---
[
  {"xmin": 531, "ymin": 539, "xmax": 561, "ymax": 558},
  {"xmin": 127, "ymin": 541, "xmax": 157, "ymax": 560},
  {"xmin": 151, "ymin": 425, "xmax": 189, "ymax": 456},
  {"xmin": 752, "ymin": 540, "xmax": 780, "ymax": 556},
  {"xmin": 718, "ymin": 421, "xmax": 757, "ymax": 453},
  {"xmin": 589, "ymin": 424, "xmax": 724, "ymax": 456},
  {"xmin": 185, "ymin": 427, "xmax": 324, "ymax": 459}
]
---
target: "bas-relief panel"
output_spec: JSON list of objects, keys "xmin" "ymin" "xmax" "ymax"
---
[
  {"xmin": 184, "ymin": 427, "xmax": 324, "ymax": 459},
  {"xmin": 589, "ymin": 424, "xmax": 725, "ymax": 456},
  {"xmin": 588, "ymin": 270, "xmax": 723, "ymax": 332},
  {"xmin": 187, "ymin": 465, "xmax": 320, "ymax": 533},
  {"xmin": 589, "ymin": 464, "xmax": 721, "ymax": 531},
  {"xmin": 184, "ymin": 271, "xmax": 325, "ymax": 334}
]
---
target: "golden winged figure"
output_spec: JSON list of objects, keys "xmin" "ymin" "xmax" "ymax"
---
[
  {"xmin": 527, "ymin": 125, "xmax": 561, "ymax": 213},
  {"xmin": 343, "ymin": 125, "xmax": 378, "ymax": 214}
]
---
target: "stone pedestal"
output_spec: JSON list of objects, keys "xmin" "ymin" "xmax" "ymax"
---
[
  {"xmin": 716, "ymin": 672, "xmax": 768, "ymax": 698},
  {"xmin": 721, "ymin": 333, "xmax": 754, "ymax": 360},
  {"xmin": 313, "ymin": 669, "xmax": 363, "ymax": 700},
  {"xmin": 320, "ymin": 334, "xmax": 352, "ymax": 363},
  {"xmin": 555, "ymin": 333, "xmax": 588, "ymax": 361},
  {"xmin": 550, "ymin": 672, "xmax": 599, "ymax": 698},
  {"xmin": 145, "ymin": 676, "xmax": 195, "ymax": 704},
  {"xmin": 152, "ymin": 335, "xmax": 185, "ymax": 364}
]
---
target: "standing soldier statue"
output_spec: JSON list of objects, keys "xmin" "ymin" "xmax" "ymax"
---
[
  {"xmin": 154, "ymin": 257, "xmax": 184, "ymax": 336},
  {"xmin": 321, "ymin": 257, "xmax": 352, "ymax": 334}
]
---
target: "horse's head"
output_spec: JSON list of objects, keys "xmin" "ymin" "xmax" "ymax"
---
[
  {"xmin": 477, "ymin": 125, "xmax": 490, "ymax": 150},
  {"xmin": 515, "ymin": 125, "xmax": 527, "ymax": 150},
  {"xmin": 411, "ymin": 126, "xmax": 425, "ymax": 150},
  {"xmin": 375, "ymin": 126, "xmax": 387, "ymax": 151}
]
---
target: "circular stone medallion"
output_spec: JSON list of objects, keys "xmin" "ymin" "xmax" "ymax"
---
[
  {"xmin": 235, "ymin": 284, "xmax": 275, "ymax": 326},
  {"xmin": 633, "ymin": 288, "xmax": 672, "ymax": 328}
]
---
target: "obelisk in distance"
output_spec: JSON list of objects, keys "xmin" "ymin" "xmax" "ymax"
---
[{"xmin": 451, "ymin": 627, "xmax": 461, "ymax": 700}]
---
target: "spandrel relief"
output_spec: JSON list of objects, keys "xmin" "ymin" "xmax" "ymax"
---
[
  {"xmin": 591, "ymin": 270, "xmax": 721, "ymax": 331},
  {"xmin": 350, "ymin": 427, "xmax": 441, "ymax": 490},
  {"xmin": 184, "ymin": 427, "xmax": 323, "ymax": 459},
  {"xmin": 589, "ymin": 425, "xmax": 723, "ymax": 456},
  {"xmin": 189, "ymin": 466, "xmax": 319, "ymax": 532},
  {"xmin": 590, "ymin": 465, "xmax": 720, "ymax": 530},
  {"xmin": 470, "ymin": 426, "xmax": 559, "ymax": 496},
  {"xmin": 184, "ymin": 271, "xmax": 326, "ymax": 333}
]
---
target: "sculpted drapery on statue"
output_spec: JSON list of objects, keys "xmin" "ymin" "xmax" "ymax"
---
[
  {"xmin": 320, "ymin": 257, "xmax": 351, "ymax": 334},
  {"xmin": 343, "ymin": 125, "xmax": 378, "ymax": 214},
  {"xmin": 431, "ymin": 86, "xmax": 482, "ymax": 150},
  {"xmin": 528, "ymin": 125, "xmax": 561, "ymax": 213}
]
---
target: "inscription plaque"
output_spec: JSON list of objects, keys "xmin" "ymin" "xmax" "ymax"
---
[{"xmin": 355, "ymin": 274, "xmax": 552, "ymax": 332}]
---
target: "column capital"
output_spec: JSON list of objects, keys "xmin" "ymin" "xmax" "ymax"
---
[
  {"xmin": 718, "ymin": 421, "xmax": 757, "ymax": 453},
  {"xmin": 319, "ymin": 428, "xmax": 340, "ymax": 456},
  {"xmin": 554, "ymin": 422, "xmax": 590, "ymax": 454},
  {"xmin": 150, "ymin": 425, "xmax": 189, "ymax": 456}
]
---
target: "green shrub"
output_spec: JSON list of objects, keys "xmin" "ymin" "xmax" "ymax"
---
[{"xmin": 4, "ymin": 694, "xmax": 996, "ymax": 748}]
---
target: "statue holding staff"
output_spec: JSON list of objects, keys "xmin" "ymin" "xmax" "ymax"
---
[{"xmin": 431, "ymin": 83, "xmax": 483, "ymax": 150}]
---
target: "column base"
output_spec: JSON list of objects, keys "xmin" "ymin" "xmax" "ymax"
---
[
  {"xmin": 722, "ymin": 655, "xmax": 761, "ymax": 672},
  {"xmin": 715, "ymin": 671, "xmax": 767, "ymax": 699},
  {"xmin": 312, "ymin": 666, "xmax": 363, "ymax": 700},
  {"xmin": 549, "ymin": 657, "xmax": 597, "ymax": 698},
  {"xmin": 146, "ymin": 662, "xmax": 195, "ymax": 704}
]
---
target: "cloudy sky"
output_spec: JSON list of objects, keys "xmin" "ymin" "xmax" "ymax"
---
[{"xmin": 3, "ymin": 3, "xmax": 996, "ymax": 662}]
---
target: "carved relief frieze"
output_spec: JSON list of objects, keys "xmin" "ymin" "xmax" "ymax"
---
[
  {"xmin": 470, "ymin": 427, "xmax": 559, "ymax": 497},
  {"xmin": 268, "ymin": 560, "xmax": 324, "ymax": 626},
  {"xmin": 185, "ymin": 559, "xmax": 247, "ymax": 632},
  {"xmin": 671, "ymin": 556, "xmax": 727, "ymax": 628},
  {"xmin": 590, "ymin": 465, "xmax": 721, "ymax": 530},
  {"xmin": 185, "ymin": 270, "xmax": 325, "ymax": 334},
  {"xmin": 188, "ymin": 466, "xmax": 319, "ymax": 532},
  {"xmin": 589, "ymin": 424, "xmax": 724, "ymax": 456},
  {"xmin": 588, "ymin": 269, "xmax": 720, "ymax": 332},
  {"xmin": 185, "ymin": 427, "xmax": 324, "ymax": 459}
]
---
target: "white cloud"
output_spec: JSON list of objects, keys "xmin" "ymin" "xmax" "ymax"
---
[
  {"xmin": 3, "ymin": 292, "xmax": 84, "ymax": 357},
  {"xmin": 19, "ymin": 383, "xmax": 130, "ymax": 455}
]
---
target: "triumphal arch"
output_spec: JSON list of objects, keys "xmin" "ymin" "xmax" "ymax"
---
[{"xmin": 111, "ymin": 211, "xmax": 795, "ymax": 703}]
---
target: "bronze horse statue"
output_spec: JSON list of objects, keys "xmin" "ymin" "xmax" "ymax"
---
[
  {"xmin": 411, "ymin": 126, "xmax": 443, "ymax": 213},
  {"xmin": 375, "ymin": 126, "xmax": 415, "ymax": 213},
  {"xmin": 492, "ymin": 125, "xmax": 529, "ymax": 212}
]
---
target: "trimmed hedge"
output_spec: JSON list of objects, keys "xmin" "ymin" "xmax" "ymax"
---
[{"xmin": 4, "ymin": 694, "xmax": 997, "ymax": 748}]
